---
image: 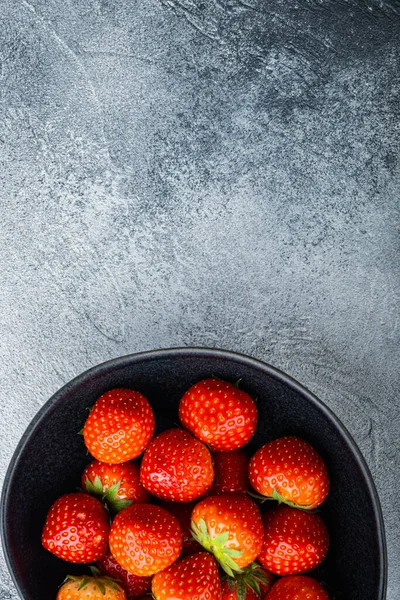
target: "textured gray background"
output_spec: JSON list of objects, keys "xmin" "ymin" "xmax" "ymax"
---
[{"xmin": 0, "ymin": 0, "xmax": 399, "ymax": 598}]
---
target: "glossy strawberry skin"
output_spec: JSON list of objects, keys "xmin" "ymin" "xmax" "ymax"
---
[
  {"xmin": 266, "ymin": 575, "xmax": 330, "ymax": 600},
  {"xmin": 157, "ymin": 501, "xmax": 202, "ymax": 556},
  {"xmin": 211, "ymin": 449, "xmax": 250, "ymax": 494},
  {"xmin": 82, "ymin": 460, "xmax": 150, "ymax": 504},
  {"xmin": 248, "ymin": 436, "xmax": 330, "ymax": 509},
  {"xmin": 42, "ymin": 493, "xmax": 109, "ymax": 563},
  {"xmin": 179, "ymin": 378, "xmax": 258, "ymax": 451},
  {"xmin": 57, "ymin": 575, "xmax": 126, "ymax": 600},
  {"xmin": 109, "ymin": 503, "xmax": 183, "ymax": 576},
  {"xmin": 258, "ymin": 505, "xmax": 329, "ymax": 576},
  {"xmin": 83, "ymin": 389, "xmax": 155, "ymax": 464},
  {"xmin": 191, "ymin": 494, "xmax": 264, "ymax": 569},
  {"xmin": 152, "ymin": 552, "xmax": 222, "ymax": 600},
  {"xmin": 140, "ymin": 428, "xmax": 214, "ymax": 502},
  {"xmin": 97, "ymin": 549, "xmax": 152, "ymax": 599}
]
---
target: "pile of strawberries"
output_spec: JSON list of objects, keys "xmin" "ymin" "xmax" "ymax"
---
[{"xmin": 42, "ymin": 378, "xmax": 332, "ymax": 600}]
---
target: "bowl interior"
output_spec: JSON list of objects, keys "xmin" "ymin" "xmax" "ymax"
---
[{"xmin": 1, "ymin": 349, "xmax": 386, "ymax": 600}]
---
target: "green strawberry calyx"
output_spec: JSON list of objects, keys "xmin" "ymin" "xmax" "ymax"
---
[
  {"xmin": 191, "ymin": 518, "xmax": 244, "ymax": 578},
  {"xmin": 84, "ymin": 476, "xmax": 133, "ymax": 514},
  {"xmin": 62, "ymin": 567, "xmax": 123, "ymax": 595},
  {"xmin": 224, "ymin": 562, "xmax": 273, "ymax": 600},
  {"xmin": 271, "ymin": 487, "xmax": 318, "ymax": 511},
  {"xmin": 248, "ymin": 488, "xmax": 317, "ymax": 511}
]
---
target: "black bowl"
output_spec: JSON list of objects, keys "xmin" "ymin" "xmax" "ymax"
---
[{"xmin": 1, "ymin": 348, "xmax": 386, "ymax": 600}]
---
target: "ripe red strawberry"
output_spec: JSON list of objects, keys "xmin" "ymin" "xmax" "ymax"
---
[
  {"xmin": 82, "ymin": 459, "xmax": 150, "ymax": 513},
  {"xmin": 42, "ymin": 492, "xmax": 109, "ymax": 563},
  {"xmin": 191, "ymin": 494, "xmax": 263, "ymax": 575},
  {"xmin": 140, "ymin": 428, "xmax": 214, "ymax": 502},
  {"xmin": 157, "ymin": 501, "xmax": 202, "ymax": 556},
  {"xmin": 179, "ymin": 378, "xmax": 258, "ymax": 451},
  {"xmin": 57, "ymin": 570, "xmax": 126, "ymax": 600},
  {"xmin": 248, "ymin": 436, "xmax": 329, "ymax": 510},
  {"xmin": 221, "ymin": 563, "xmax": 273, "ymax": 600},
  {"xmin": 83, "ymin": 389, "xmax": 155, "ymax": 464},
  {"xmin": 152, "ymin": 552, "xmax": 222, "ymax": 600},
  {"xmin": 211, "ymin": 449, "xmax": 250, "ymax": 494},
  {"xmin": 109, "ymin": 503, "xmax": 183, "ymax": 576},
  {"xmin": 266, "ymin": 575, "xmax": 329, "ymax": 600},
  {"xmin": 258, "ymin": 505, "xmax": 329, "ymax": 575},
  {"xmin": 97, "ymin": 549, "xmax": 152, "ymax": 599}
]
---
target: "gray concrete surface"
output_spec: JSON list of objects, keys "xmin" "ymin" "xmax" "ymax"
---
[{"xmin": 0, "ymin": 0, "xmax": 399, "ymax": 598}]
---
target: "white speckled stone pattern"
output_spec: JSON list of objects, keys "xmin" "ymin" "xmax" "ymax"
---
[{"xmin": 0, "ymin": 0, "xmax": 399, "ymax": 598}]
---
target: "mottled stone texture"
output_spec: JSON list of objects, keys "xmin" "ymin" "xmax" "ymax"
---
[{"xmin": 0, "ymin": 0, "xmax": 399, "ymax": 597}]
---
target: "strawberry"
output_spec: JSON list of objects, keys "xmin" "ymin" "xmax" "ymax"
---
[
  {"xmin": 157, "ymin": 501, "xmax": 202, "ymax": 556},
  {"xmin": 56, "ymin": 568, "xmax": 126, "ymax": 600},
  {"xmin": 179, "ymin": 378, "xmax": 258, "ymax": 451},
  {"xmin": 83, "ymin": 389, "xmax": 155, "ymax": 464},
  {"xmin": 109, "ymin": 503, "xmax": 182, "ymax": 576},
  {"xmin": 221, "ymin": 563, "xmax": 273, "ymax": 600},
  {"xmin": 191, "ymin": 494, "xmax": 263, "ymax": 575},
  {"xmin": 82, "ymin": 459, "xmax": 150, "ymax": 513},
  {"xmin": 152, "ymin": 552, "xmax": 222, "ymax": 600},
  {"xmin": 42, "ymin": 492, "xmax": 109, "ymax": 563},
  {"xmin": 211, "ymin": 449, "xmax": 250, "ymax": 494},
  {"xmin": 265, "ymin": 575, "xmax": 329, "ymax": 600},
  {"xmin": 97, "ymin": 549, "xmax": 152, "ymax": 599},
  {"xmin": 258, "ymin": 505, "xmax": 329, "ymax": 576},
  {"xmin": 140, "ymin": 428, "xmax": 214, "ymax": 502},
  {"xmin": 248, "ymin": 436, "xmax": 329, "ymax": 510}
]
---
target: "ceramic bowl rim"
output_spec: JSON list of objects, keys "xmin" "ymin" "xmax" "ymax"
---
[{"xmin": 0, "ymin": 346, "xmax": 388, "ymax": 600}]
